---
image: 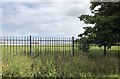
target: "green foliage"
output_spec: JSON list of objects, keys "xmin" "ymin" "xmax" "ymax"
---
[
  {"xmin": 2, "ymin": 50, "xmax": 119, "ymax": 78},
  {"xmin": 78, "ymin": 2, "xmax": 120, "ymax": 55},
  {"xmin": 77, "ymin": 37, "xmax": 90, "ymax": 53},
  {"xmin": 2, "ymin": 54, "xmax": 34, "ymax": 77}
]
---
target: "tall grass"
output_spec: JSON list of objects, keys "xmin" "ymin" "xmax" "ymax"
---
[{"xmin": 2, "ymin": 49, "xmax": 119, "ymax": 78}]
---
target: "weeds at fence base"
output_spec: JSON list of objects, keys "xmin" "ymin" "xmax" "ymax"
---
[{"xmin": 2, "ymin": 51, "xmax": 119, "ymax": 78}]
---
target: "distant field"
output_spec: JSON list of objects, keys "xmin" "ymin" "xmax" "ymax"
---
[
  {"xmin": 0, "ymin": 44, "xmax": 119, "ymax": 57},
  {"xmin": 1, "ymin": 45, "xmax": 119, "ymax": 52}
]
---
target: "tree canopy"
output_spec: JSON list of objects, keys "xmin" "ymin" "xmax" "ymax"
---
[{"xmin": 78, "ymin": 2, "xmax": 120, "ymax": 55}]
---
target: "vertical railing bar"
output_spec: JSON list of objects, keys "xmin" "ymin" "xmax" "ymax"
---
[
  {"xmin": 0, "ymin": 37, "xmax": 1, "ymax": 57},
  {"xmin": 23, "ymin": 37, "xmax": 25, "ymax": 55},
  {"xmin": 40, "ymin": 37, "xmax": 41, "ymax": 55},
  {"xmin": 24, "ymin": 37, "xmax": 26, "ymax": 55},
  {"xmin": 61, "ymin": 38, "xmax": 63, "ymax": 58},
  {"xmin": 4, "ymin": 36, "xmax": 5, "ymax": 57},
  {"xmin": 74, "ymin": 38, "xmax": 76, "ymax": 56},
  {"xmin": 65, "ymin": 38, "xmax": 66, "ymax": 56},
  {"xmin": 53, "ymin": 37, "xmax": 55, "ymax": 54},
  {"xmin": 35, "ymin": 37, "xmax": 36, "ymax": 56},
  {"xmin": 43, "ymin": 37, "xmax": 44, "ymax": 55},
  {"xmin": 54, "ymin": 37, "xmax": 55, "ymax": 54},
  {"xmin": 45, "ymin": 37, "xmax": 46, "ymax": 53},
  {"xmin": 54, "ymin": 37, "xmax": 55, "ymax": 55},
  {"xmin": 41, "ymin": 37, "xmax": 43, "ymax": 55},
  {"xmin": 77, "ymin": 38, "xmax": 81, "ymax": 56},
  {"xmin": 25, "ymin": 37, "xmax": 26, "ymax": 55},
  {"xmin": 44, "ymin": 37, "xmax": 46, "ymax": 56},
  {"xmin": 60, "ymin": 38, "xmax": 63, "ymax": 57},
  {"xmin": 30, "ymin": 35, "xmax": 32, "ymax": 57},
  {"xmin": 32, "ymin": 36, "xmax": 33, "ymax": 57},
  {"xmin": 7, "ymin": 36, "xmax": 8, "ymax": 54},
  {"xmin": 64, "ymin": 37, "xmax": 65, "ymax": 56},
  {"xmin": 64, "ymin": 38, "xmax": 66, "ymax": 55},
  {"xmin": 27, "ymin": 36, "xmax": 28, "ymax": 56},
  {"xmin": 26, "ymin": 37, "xmax": 27, "ymax": 55},
  {"xmin": 42, "ymin": 37, "xmax": 43, "ymax": 54},
  {"xmin": 69, "ymin": 38, "xmax": 71, "ymax": 56},
  {"xmin": 44, "ymin": 37, "xmax": 45, "ymax": 55},
  {"xmin": 52, "ymin": 37, "xmax": 53, "ymax": 55},
  {"xmin": 62, "ymin": 38, "xmax": 64, "ymax": 56},
  {"xmin": 21, "ymin": 36, "xmax": 22, "ymax": 54},
  {"xmin": 18, "ymin": 37, "xmax": 20, "ymax": 54},
  {"xmin": 60, "ymin": 37, "xmax": 61, "ymax": 55},
  {"xmin": 46, "ymin": 37, "xmax": 49, "ymax": 53},
  {"xmin": 34, "ymin": 37, "xmax": 38, "ymax": 56},
  {"xmin": 54, "ymin": 37, "xmax": 56, "ymax": 54},
  {"xmin": 49, "ymin": 37, "xmax": 50, "ymax": 53},
  {"xmin": 70, "ymin": 38, "xmax": 71, "ymax": 55},
  {"xmin": 0, "ymin": 37, "xmax": 2, "ymax": 55},
  {"xmin": 16, "ymin": 37, "xmax": 17, "ymax": 54},
  {"xmin": 52, "ymin": 37, "xmax": 54, "ymax": 54},
  {"xmin": 44, "ymin": 37, "xmax": 46, "ymax": 55},
  {"xmin": 50, "ymin": 37, "xmax": 51, "ymax": 54},
  {"xmin": 63, "ymin": 38, "xmax": 65, "ymax": 56},
  {"xmin": 59, "ymin": 37, "xmax": 60, "ymax": 55},
  {"xmin": 22, "ymin": 37, "xmax": 23, "ymax": 55},
  {"xmin": 33, "ymin": 37, "xmax": 34, "ymax": 57},
  {"xmin": 65, "ymin": 38, "xmax": 69, "ymax": 56},
  {"xmin": 47, "ymin": 37, "xmax": 48, "ymax": 53},
  {"xmin": 40, "ymin": 37, "xmax": 42, "ymax": 55},
  {"xmin": 1, "ymin": 36, "xmax": 2, "ymax": 56},
  {"xmin": 20, "ymin": 37, "xmax": 22, "ymax": 54},
  {"xmin": 72, "ymin": 37, "xmax": 74, "ymax": 56},
  {"xmin": 77, "ymin": 37, "xmax": 79, "ymax": 56},
  {"xmin": 60, "ymin": 38, "xmax": 62, "ymax": 56},
  {"xmin": 35, "ymin": 37, "xmax": 38, "ymax": 56},
  {"xmin": 0, "ymin": 36, "xmax": 2, "ymax": 55},
  {"xmin": 38, "ymin": 37, "xmax": 39, "ymax": 56},
  {"xmin": 48, "ymin": 37, "xmax": 49, "ymax": 53},
  {"xmin": 12, "ymin": 36, "xmax": 14, "ymax": 53},
  {"xmin": 67, "ymin": 38, "xmax": 69, "ymax": 56},
  {"xmin": 64, "ymin": 38, "xmax": 67, "ymax": 55},
  {"xmin": 50, "ymin": 37, "xmax": 52, "ymax": 55},
  {"xmin": 10, "ymin": 36, "xmax": 11, "ymax": 53}
]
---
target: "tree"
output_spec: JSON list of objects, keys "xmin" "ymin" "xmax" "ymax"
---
[
  {"xmin": 76, "ymin": 36, "xmax": 90, "ymax": 53},
  {"xmin": 78, "ymin": 2, "xmax": 120, "ymax": 55}
]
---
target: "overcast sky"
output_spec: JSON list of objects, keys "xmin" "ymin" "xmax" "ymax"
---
[{"xmin": 1, "ymin": 0, "xmax": 91, "ymax": 38}]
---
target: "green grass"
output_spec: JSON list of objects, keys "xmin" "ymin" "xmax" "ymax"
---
[{"xmin": 0, "ymin": 45, "xmax": 119, "ymax": 78}]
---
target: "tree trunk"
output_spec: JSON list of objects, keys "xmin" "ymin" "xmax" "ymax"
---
[{"xmin": 104, "ymin": 45, "xmax": 107, "ymax": 56}]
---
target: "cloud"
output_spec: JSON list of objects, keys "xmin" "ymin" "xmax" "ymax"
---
[
  {"xmin": 0, "ymin": 3, "xmax": 2, "ymax": 36},
  {"xmin": 2, "ymin": 0, "xmax": 119, "ymax": 2},
  {"xmin": 2, "ymin": 0, "xmax": 90, "ymax": 2},
  {"xmin": 2, "ymin": 2, "xmax": 91, "ymax": 37}
]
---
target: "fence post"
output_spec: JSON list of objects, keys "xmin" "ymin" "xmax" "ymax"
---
[
  {"xmin": 71, "ymin": 37, "xmax": 74, "ymax": 56},
  {"xmin": 30, "ymin": 35, "xmax": 32, "ymax": 57}
]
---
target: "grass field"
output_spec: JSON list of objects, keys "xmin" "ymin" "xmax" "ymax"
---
[
  {"xmin": 0, "ymin": 45, "xmax": 119, "ymax": 78},
  {"xmin": 1, "ymin": 45, "xmax": 119, "ymax": 54}
]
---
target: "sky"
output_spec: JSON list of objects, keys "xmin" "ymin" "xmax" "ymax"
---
[{"xmin": 1, "ymin": 0, "xmax": 92, "ymax": 38}]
